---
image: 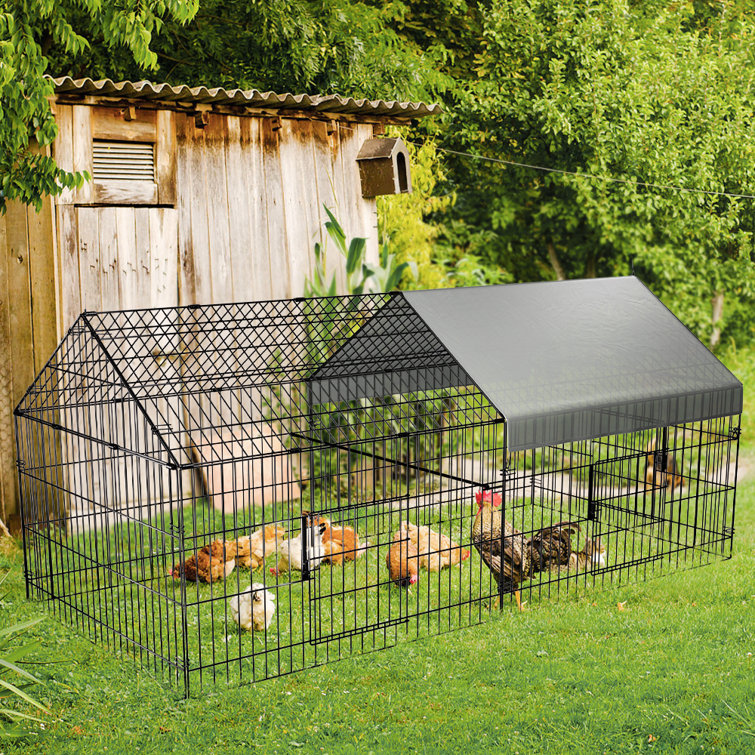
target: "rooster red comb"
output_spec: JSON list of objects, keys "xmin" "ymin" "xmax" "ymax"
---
[{"xmin": 475, "ymin": 489, "xmax": 502, "ymax": 507}]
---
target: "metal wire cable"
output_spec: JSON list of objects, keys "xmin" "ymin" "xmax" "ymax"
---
[
  {"xmin": 408, "ymin": 141, "xmax": 755, "ymax": 201},
  {"xmin": 336, "ymin": 119, "xmax": 755, "ymax": 200}
]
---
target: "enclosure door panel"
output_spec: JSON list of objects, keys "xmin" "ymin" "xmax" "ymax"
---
[
  {"xmin": 590, "ymin": 448, "xmax": 688, "ymax": 576},
  {"xmin": 309, "ymin": 435, "xmax": 414, "ymax": 643}
]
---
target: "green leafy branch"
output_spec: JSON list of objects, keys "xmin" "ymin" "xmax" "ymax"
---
[{"xmin": 0, "ymin": 568, "xmax": 48, "ymax": 739}]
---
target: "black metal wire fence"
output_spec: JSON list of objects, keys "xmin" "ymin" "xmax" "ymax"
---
[{"xmin": 15, "ymin": 294, "xmax": 740, "ymax": 695}]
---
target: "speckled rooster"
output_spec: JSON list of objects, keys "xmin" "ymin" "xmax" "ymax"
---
[{"xmin": 472, "ymin": 489, "xmax": 579, "ymax": 610}]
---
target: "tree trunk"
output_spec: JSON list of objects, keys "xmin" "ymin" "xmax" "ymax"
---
[
  {"xmin": 586, "ymin": 250, "xmax": 596, "ymax": 278},
  {"xmin": 710, "ymin": 291, "xmax": 724, "ymax": 349},
  {"xmin": 546, "ymin": 242, "xmax": 566, "ymax": 281}
]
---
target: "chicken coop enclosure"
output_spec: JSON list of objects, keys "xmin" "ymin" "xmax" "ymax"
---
[{"xmin": 16, "ymin": 278, "xmax": 742, "ymax": 695}]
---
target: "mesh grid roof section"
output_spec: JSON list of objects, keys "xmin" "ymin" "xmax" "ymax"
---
[
  {"xmin": 312, "ymin": 277, "xmax": 743, "ymax": 451},
  {"xmin": 15, "ymin": 279, "xmax": 743, "ymax": 460},
  {"xmin": 307, "ymin": 293, "xmax": 475, "ymax": 404}
]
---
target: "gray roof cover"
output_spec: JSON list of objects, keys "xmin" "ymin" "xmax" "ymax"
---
[{"xmin": 309, "ymin": 277, "xmax": 743, "ymax": 451}]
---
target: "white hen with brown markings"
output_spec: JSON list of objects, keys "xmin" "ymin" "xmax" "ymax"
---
[{"xmin": 229, "ymin": 582, "xmax": 276, "ymax": 632}]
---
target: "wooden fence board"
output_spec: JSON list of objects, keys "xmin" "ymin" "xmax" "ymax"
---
[
  {"xmin": 241, "ymin": 117, "xmax": 273, "ymax": 301},
  {"xmin": 27, "ymin": 197, "xmax": 58, "ymax": 375},
  {"xmin": 54, "ymin": 105, "xmax": 75, "ymax": 205},
  {"xmin": 115, "ymin": 207, "xmax": 139, "ymax": 309},
  {"xmin": 204, "ymin": 115, "xmax": 233, "ymax": 302},
  {"xmin": 225, "ymin": 116, "xmax": 254, "ymax": 301},
  {"xmin": 261, "ymin": 118, "xmax": 289, "ymax": 299},
  {"xmin": 311, "ymin": 120, "xmax": 344, "ymax": 291},
  {"xmin": 0, "ymin": 212, "xmax": 16, "ymax": 520},
  {"xmin": 55, "ymin": 205, "xmax": 80, "ymax": 335},
  {"xmin": 72, "ymin": 106, "xmax": 93, "ymax": 204},
  {"xmin": 175, "ymin": 113, "xmax": 196, "ymax": 307},
  {"xmin": 280, "ymin": 119, "xmax": 317, "ymax": 297}
]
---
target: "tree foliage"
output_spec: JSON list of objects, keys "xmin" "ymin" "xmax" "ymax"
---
[
  {"xmin": 0, "ymin": 1, "xmax": 198, "ymax": 211},
  {"xmin": 3, "ymin": 0, "xmax": 755, "ymax": 344},
  {"xmin": 42, "ymin": 1, "xmax": 454, "ymax": 100},
  {"xmin": 437, "ymin": 0, "xmax": 755, "ymax": 345}
]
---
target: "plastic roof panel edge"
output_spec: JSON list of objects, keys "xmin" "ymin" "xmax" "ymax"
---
[{"xmin": 48, "ymin": 76, "xmax": 441, "ymax": 119}]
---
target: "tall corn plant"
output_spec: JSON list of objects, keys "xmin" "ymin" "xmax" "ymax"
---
[
  {"xmin": 302, "ymin": 208, "xmax": 415, "ymax": 495},
  {"xmin": 304, "ymin": 206, "xmax": 413, "ymax": 299}
]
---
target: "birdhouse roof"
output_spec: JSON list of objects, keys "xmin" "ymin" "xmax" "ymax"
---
[{"xmin": 356, "ymin": 137, "xmax": 408, "ymax": 160}]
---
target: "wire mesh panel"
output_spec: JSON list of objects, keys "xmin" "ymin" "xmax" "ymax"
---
[{"xmin": 15, "ymin": 290, "xmax": 741, "ymax": 695}]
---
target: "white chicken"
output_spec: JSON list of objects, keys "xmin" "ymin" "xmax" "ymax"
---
[
  {"xmin": 229, "ymin": 582, "xmax": 276, "ymax": 632},
  {"xmin": 270, "ymin": 514, "xmax": 327, "ymax": 575}
]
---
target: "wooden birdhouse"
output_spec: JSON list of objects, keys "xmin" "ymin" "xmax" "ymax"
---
[{"xmin": 356, "ymin": 137, "xmax": 412, "ymax": 197}]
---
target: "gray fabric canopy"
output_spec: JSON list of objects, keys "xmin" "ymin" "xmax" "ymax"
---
[{"xmin": 307, "ymin": 277, "xmax": 743, "ymax": 451}]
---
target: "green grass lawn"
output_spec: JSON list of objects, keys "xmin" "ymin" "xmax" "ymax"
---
[{"xmin": 2, "ymin": 346, "xmax": 754, "ymax": 753}]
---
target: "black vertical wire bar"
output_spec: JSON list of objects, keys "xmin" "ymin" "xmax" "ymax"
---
[
  {"xmin": 692, "ymin": 422, "xmax": 707, "ymax": 548},
  {"xmin": 305, "ymin": 385, "xmax": 316, "ymax": 647},
  {"xmin": 21, "ymin": 416, "xmax": 37, "ymax": 602},
  {"xmin": 679, "ymin": 423, "xmax": 689, "ymax": 566},
  {"xmin": 135, "ymin": 417, "xmax": 150, "ymax": 670},
  {"xmin": 165, "ymin": 443, "xmax": 178, "ymax": 684},
  {"xmin": 703, "ymin": 419, "xmax": 714, "ymax": 561},
  {"xmin": 646, "ymin": 429, "xmax": 657, "ymax": 581},
  {"xmin": 718, "ymin": 418, "xmax": 730, "ymax": 557},
  {"xmin": 726, "ymin": 417, "xmax": 740, "ymax": 559},
  {"xmin": 587, "ymin": 463, "xmax": 595, "ymax": 523},
  {"xmin": 29, "ymin": 423, "xmax": 49, "ymax": 610},
  {"xmin": 670, "ymin": 425, "xmax": 679, "ymax": 568},
  {"xmin": 121, "ymin": 406, "xmax": 136, "ymax": 665},
  {"xmin": 498, "ymin": 422, "xmax": 507, "ymax": 611},
  {"xmin": 69, "ymin": 407, "xmax": 83, "ymax": 632},
  {"xmin": 175, "ymin": 466, "xmax": 190, "ymax": 698},
  {"xmin": 143, "ymin": 425, "xmax": 156, "ymax": 675},
  {"xmin": 14, "ymin": 415, "xmax": 31, "ymax": 599},
  {"xmin": 93, "ymin": 431, "xmax": 107, "ymax": 647},
  {"xmin": 716, "ymin": 418, "xmax": 727, "ymax": 556}
]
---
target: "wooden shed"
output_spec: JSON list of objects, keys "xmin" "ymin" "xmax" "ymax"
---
[{"xmin": 0, "ymin": 76, "xmax": 439, "ymax": 525}]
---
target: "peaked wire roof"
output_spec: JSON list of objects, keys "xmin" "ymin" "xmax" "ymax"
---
[
  {"xmin": 49, "ymin": 76, "xmax": 441, "ymax": 119},
  {"xmin": 310, "ymin": 277, "xmax": 743, "ymax": 451},
  {"xmin": 16, "ymin": 279, "xmax": 742, "ymax": 460}
]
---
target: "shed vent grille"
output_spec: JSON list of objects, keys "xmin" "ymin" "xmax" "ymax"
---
[{"xmin": 92, "ymin": 140, "xmax": 155, "ymax": 181}]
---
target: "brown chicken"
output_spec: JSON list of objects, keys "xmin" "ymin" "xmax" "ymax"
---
[
  {"xmin": 402, "ymin": 521, "xmax": 470, "ymax": 572},
  {"xmin": 529, "ymin": 520, "xmax": 580, "ymax": 574},
  {"xmin": 235, "ymin": 524, "xmax": 286, "ymax": 569},
  {"xmin": 171, "ymin": 540, "xmax": 237, "ymax": 583},
  {"xmin": 386, "ymin": 523, "xmax": 419, "ymax": 588},
  {"xmin": 645, "ymin": 439, "xmax": 683, "ymax": 491},
  {"xmin": 471, "ymin": 489, "xmax": 579, "ymax": 610},
  {"xmin": 320, "ymin": 518, "xmax": 366, "ymax": 565},
  {"xmin": 548, "ymin": 537, "xmax": 607, "ymax": 576}
]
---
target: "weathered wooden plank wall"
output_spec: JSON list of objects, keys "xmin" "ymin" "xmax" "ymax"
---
[
  {"xmin": 175, "ymin": 111, "xmax": 377, "ymax": 307},
  {"xmin": 0, "ymin": 197, "xmax": 57, "ymax": 523},
  {"xmin": 3, "ymin": 104, "xmax": 380, "ymax": 519}
]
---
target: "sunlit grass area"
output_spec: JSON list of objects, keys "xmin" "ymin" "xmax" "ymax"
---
[{"xmin": 1, "ymin": 463, "xmax": 754, "ymax": 753}]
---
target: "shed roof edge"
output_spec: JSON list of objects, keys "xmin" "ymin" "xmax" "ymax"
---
[{"xmin": 48, "ymin": 76, "xmax": 442, "ymax": 119}]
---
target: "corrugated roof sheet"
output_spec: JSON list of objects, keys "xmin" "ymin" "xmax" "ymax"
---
[{"xmin": 49, "ymin": 76, "xmax": 441, "ymax": 119}]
